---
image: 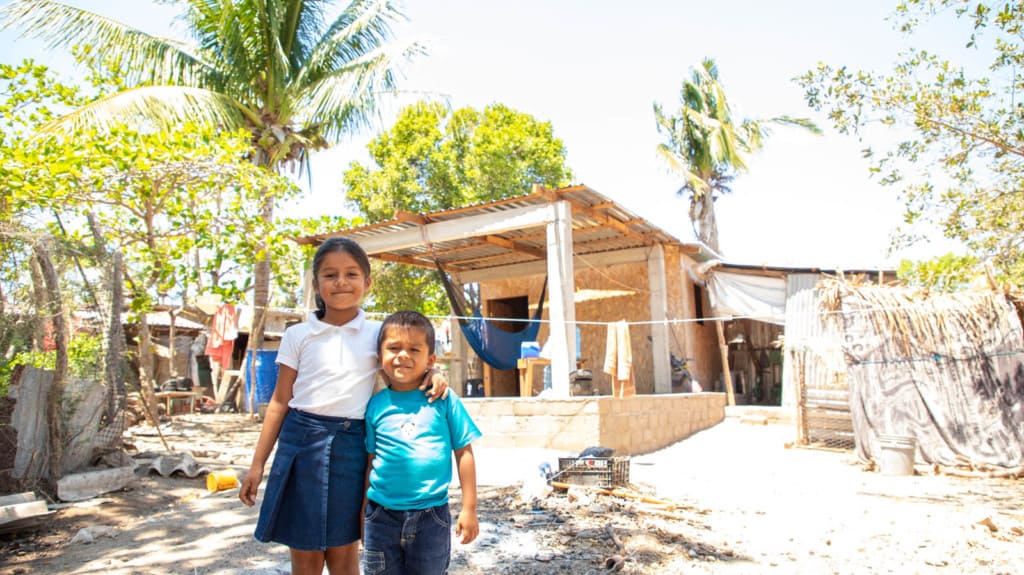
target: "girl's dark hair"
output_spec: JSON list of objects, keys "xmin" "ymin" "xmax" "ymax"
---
[
  {"xmin": 312, "ymin": 237, "xmax": 372, "ymax": 319},
  {"xmin": 377, "ymin": 311, "xmax": 436, "ymax": 355}
]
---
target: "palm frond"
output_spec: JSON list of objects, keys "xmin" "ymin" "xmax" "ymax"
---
[
  {"xmin": 768, "ymin": 115, "xmax": 824, "ymax": 135},
  {"xmin": 38, "ymin": 86, "xmax": 247, "ymax": 135},
  {"xmin": 297, "ymin": 0, "xmax": 413, "ymax": 90},
  {"xmin": 301, "ymin": 38, "xmax": 423, "ymax": 140},
  {"xmin": 0, "ymin": 0, "xmax": 214, "ymax": 88}
]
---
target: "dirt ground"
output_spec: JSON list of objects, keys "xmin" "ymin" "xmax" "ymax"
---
[{"xmin": 1, "ymin": 412, "xmax": 1022, "ymax": 574}]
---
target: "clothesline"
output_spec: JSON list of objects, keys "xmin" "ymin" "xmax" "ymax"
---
[{"xmin": 235, "ymin": 302, "xmax": 978, "ymax": 326}]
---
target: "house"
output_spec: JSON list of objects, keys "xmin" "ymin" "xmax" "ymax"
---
[
  {"xmin": 297, "ymin": 184, "xmax": 733, "ymax": 396},
  {"xmin": 296, "ymin": 184, "xmax": 730, "ymax": 454}
]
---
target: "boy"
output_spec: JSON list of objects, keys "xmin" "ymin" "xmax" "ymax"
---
[{"xmin": 363, "ymin": 311, "xmax": 481, "ymax": 575}]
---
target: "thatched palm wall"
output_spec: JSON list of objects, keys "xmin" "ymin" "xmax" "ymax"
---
[{"xmin": 820, "ymin": 280, "xmax": 1024, "ymax": 469}]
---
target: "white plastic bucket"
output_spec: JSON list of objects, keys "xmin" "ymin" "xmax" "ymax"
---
[{"xmin": 878, "ymin": 434, "xmax": 917, "ymax": 476}]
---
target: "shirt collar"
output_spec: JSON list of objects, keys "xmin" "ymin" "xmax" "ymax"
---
[{"xmin": 305, "ymin": 308, "xmax": 366, "ymax": 334}]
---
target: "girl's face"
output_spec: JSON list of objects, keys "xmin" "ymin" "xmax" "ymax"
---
[
  {"xmin": 313, "ymin": 250, "xmax": 370, "ymax": 321},
  {"xmin": 379, "ymin": 327, "xmax": 436, "ymax": 391}
]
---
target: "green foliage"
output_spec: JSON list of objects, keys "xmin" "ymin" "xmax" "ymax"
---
[
  {"xmin": 364, "ymin": 262, "xmax": 448, "ymax": 318},
  {"xmin": 3, "ymin": 333, "xmax": 104, "ymax": 391},
  {"xmin": 797, "ymin": 1, "xmax": 1024, "ymax": 287},
  {"xmin": 7, "ymin": 119, "xmax": 299, "ymax": 310},
  {"xmin": 1, "ymin": 0, "xmax": 423, "ymax": 352},
  {"xmin": 342, "ymin": 100, "xmax": 573, "ymax": 312},
  {"xmin": 344, "ymin": 101, "xmax": 573, "ymax": 221},
  {"xmin": 897, "ymin": 253, "xmax": 980, "ymax": 291}
]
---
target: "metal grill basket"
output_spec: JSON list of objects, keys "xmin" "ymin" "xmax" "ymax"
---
[{"xmin": 554, "ymin": 457, "xmax": 630, "ymax": 488}]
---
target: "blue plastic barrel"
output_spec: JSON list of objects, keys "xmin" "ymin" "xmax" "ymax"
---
[{"xmin": 244, "ymin": 349, "xmax": 279, "ymax": 411}]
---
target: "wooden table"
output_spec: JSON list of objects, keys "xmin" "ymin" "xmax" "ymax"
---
[
  {"xmin": 517, "ymin": 357, "xmax": 550, "ymax": 397},
  {"xmin": 154, "ymin": 391, "xmax": 199, "ymax": 415}
]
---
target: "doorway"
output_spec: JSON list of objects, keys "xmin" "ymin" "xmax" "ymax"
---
[{"xmin": 484, "ymin": 295, "xmax": 529, "ymax": 397}]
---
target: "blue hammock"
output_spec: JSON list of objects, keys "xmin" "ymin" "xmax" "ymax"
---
[{"xmin": 436, "ymin": 267, "xmax": 547, "ymax": 371}]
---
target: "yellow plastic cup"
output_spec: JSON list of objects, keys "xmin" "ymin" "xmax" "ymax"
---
[{"xmin": 206, "ymin": 470, "xmax": 239, "ymax": 493}]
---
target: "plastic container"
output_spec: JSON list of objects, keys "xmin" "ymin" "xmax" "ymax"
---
[
  {"xmin": 520, "ymin": 341, "xmax": 540, "ymax": 359},
  {"xmin": 206, "ymin": 469, "xmax": 240, "ymax": 492},
  {"xmin": 878, "ymin": 434, "xmax": 917, "ymax": 476},
  {"xmin": 244, "ymin": 349, "xmax": 279, "ymax": 411}
]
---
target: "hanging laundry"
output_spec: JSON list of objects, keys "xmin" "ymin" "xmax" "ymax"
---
[
  {"xmin": 205, "ymin": 304, "xmax": 238, "ymax": 368},
  {"xmin": 603, "ymin": 320, "xmax": 635, "ymax": 398}
]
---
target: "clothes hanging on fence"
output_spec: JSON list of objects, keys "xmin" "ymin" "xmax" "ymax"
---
[
  {"xmin": 205, "ymin": 304, "xmax": 238, "ymax": 368},
  {"xmin": 603, "ymin": 320, "xmax": 635, "ymax": 398}
]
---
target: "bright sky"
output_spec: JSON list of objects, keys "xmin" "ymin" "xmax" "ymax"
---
[{"xmin": 1, "ymin": 0, "xmax": 974, "ymax": 268}]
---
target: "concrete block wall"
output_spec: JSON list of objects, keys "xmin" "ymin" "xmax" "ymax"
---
[{"xmin": 462, "ymin": 393, "xmax": 726, "ymax": 455}]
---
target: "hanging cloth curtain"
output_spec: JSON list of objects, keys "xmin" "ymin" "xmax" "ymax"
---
[{"xmin": 435, "ymin": 264, "xmax": 547, "ymax": 370}]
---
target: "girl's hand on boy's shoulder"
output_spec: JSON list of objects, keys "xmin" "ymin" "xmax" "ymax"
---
[{"xmin": 420, "ymin": 369, "xmax": 449, "ymax": 402}]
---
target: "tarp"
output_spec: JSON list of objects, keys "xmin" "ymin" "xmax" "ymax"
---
[
  {"xmin": 707, "ymin": 271, "xmax": 786, "ymax": 325},
  {"xmin": 826, "ymin": 283, "xmax": 1024, "ymax": 469}
]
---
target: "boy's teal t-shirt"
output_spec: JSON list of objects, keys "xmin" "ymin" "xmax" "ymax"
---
[{"xmin": 364, "ymin": 388, "xmax": 481, "ymax": 510}]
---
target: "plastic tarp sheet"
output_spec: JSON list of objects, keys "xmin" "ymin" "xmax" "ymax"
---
[
  {"xmin": 707, "ymin": 271, "xmax": 786, "ymax": 325},
  {"xmin": 837, "ymin": 290, "xmax": 1024, "ymax": 468}
]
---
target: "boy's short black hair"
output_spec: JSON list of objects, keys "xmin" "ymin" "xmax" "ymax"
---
[{"xmin": 377, "ymin": 310, "xmax": 436, "ymax": 355}]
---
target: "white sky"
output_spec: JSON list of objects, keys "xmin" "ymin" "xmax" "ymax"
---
[{"xmin": 1, "ymin": 0, "xmax": 977, "ymax": 268}]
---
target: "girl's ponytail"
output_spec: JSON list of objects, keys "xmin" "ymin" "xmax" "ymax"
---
[{"xmin": 314, "ymin": 293, "xmax": 327, "ymax": 320}]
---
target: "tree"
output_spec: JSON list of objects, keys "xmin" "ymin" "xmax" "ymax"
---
[
  {"xmin": 1, "ymin": 0, "xmax": 422, "ymax": 362},
  {"xmin": 796, "ymin": 1, "xmax": 1024, "ymax": 287},
  {"xmin": 343, "ymin": 100, "xmax": 574, "ymax": 312},
  {"xmin": 654, "ymin": 58, "xmax": 820, "ymax": 253}
]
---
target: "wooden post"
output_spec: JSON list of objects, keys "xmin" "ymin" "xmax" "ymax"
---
[
  {"xmin": 716, "ymin": 320, "xmax": 735, "ymax": 407},
  {"xmin": 794, "ymin": 350, "xmax": 808, "ymax": 445}
]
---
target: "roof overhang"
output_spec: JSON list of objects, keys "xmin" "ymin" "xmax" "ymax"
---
[{"xmin": 296, "ymin": 185, "xmax": 711, "ymax": 275}]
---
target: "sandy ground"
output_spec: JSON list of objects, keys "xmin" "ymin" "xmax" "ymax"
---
[{"xmin": 1, "ymin": 412, "xmax": 1022, "ymax": 574}]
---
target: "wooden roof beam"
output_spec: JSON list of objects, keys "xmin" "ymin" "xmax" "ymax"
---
[
  {"xmin": 572, "ymin": 203, "xmax": 632, "ymax": 235},
  {"xmin": 375, "ymin": 252, "xmax": 435, "ymax": 268},
  {"xmin": 446, "ymin": 250, "xmax": 539, "ymax": 269},
  {"xmin": 483, "ymin": 235, "xmax": 547, "ymax": 259},
  {"xmin": 394, "ymin": 211, "xmax": 428, "ymax": 224}
]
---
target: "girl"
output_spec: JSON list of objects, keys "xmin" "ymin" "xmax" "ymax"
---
[{"xmin": 239, "ymin": 237, "xmax": 447, "ymax": 575}]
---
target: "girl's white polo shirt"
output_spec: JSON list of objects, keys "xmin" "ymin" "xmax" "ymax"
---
[{"xmin": 275, "ymin": 309, "xmax": 382, "ymax": 418}]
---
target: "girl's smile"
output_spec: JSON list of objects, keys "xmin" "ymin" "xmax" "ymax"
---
[{"xmin": 314, "ymin": 251, "xmax": 371, "ymax": 325}]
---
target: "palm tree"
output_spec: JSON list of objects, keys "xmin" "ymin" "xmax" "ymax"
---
[
  {"xmin": 654, "ymin": 58, "xmax": 820, "ymax": 253},
  {"xmin": 1, "ymin": 0, "xmax": 421, "ymax": 374}
]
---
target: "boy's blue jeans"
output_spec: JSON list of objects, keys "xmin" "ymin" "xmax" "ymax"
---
[{"xmin": 362, "ymin": 500, "xmax": 452, "ymax": 575}]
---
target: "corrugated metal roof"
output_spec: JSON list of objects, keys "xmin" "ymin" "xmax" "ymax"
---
[{"xmin": 296, "ymin": 185, "xmax": 711, "ymax": 272}]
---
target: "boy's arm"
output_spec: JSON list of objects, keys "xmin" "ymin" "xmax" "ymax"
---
[{"xmin": 453, "ymin": 444, "xmax": 479, "ymax": 544}]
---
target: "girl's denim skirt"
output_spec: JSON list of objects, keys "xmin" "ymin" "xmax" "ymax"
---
[{"xmin": 254, "ymin": 409, "xmax": 367, "ymax": 550}]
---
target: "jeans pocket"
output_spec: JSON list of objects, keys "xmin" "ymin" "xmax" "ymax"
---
[
  {"xmin": 364, "ymin": 500, "xmax": 383, "ymax": 522},
  {"xmin": 426, "ymin": 505, "xmax": 450, "ymax": 529},
  {"xmin": 362, "ymin": 549, "xmax": 386, "ymax": 575}
]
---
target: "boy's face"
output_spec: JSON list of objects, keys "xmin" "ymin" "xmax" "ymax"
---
[{"xmin": 380, "ymin": 326, "xmax": 436, "ymax": 390}]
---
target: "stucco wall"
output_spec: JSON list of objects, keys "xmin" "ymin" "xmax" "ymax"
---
[{"xmin": 462, "ymin": 392, "xmax": 727, "ymax": 455}]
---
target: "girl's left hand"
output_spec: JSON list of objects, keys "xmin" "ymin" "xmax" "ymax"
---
[{"xmin": 419, "ymin": 369, "xmax": 449, "ymax": 402}]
